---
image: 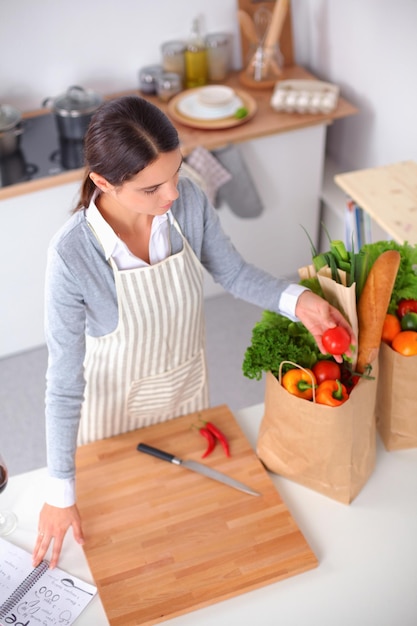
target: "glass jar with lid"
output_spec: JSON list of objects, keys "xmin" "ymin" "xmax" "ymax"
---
[
  {"xmin": 161, "ymin": 40, "xmax": 186, "ymax": 81},
  {"xmin": 206, "ymin": 33, "xmax": 232, "ymax": 82},
  {"xmin": 138, "ymin": 65, "xmax": 164, "ymax": 95},
  {"xmin": 156, "ymin": 72, "xmax": 182, "ymax": 102}
]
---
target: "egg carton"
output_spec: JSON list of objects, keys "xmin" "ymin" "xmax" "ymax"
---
[{"xmin": 270, "ymin": 79, "xmax": 340, "ymax": 114}]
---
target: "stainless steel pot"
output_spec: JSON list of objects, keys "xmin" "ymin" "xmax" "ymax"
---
[
  {"xmin": 43, "ymin": 85, "xmax": 103, "ymax": 141},
  {"xmin": 0, "ymin": 150, "xmax": 37, "ymax": 186},
  {"xmin": 0, "ymin": 104, "xmax": 24, "ymax": 158},
  {"xmin": 50, "ymin": 137, "xmax": 85, "ymax": 170}
]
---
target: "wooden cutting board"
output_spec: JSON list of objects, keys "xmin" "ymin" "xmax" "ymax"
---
[{"xmin": 76, "ymin": 405, "xmax": 318, "ymax": 625}]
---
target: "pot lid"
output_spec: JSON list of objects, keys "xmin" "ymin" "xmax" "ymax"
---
[
  {"xmin": 51, "ymin": 86, "xmax": 103, "ymax": 117},
  {"xmin": 0, "ymin": 104, "xmax": 22, "ymax": 132}
]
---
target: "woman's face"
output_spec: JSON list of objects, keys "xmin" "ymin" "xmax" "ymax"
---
[{"xmin": 95, "ymin": 148, "xmax": 183, "ymax": 217}]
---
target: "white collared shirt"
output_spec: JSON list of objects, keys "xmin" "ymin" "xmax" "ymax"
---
[{"xmin": 85, "ymin": 198, "xmax": 172, "ymax": 269}]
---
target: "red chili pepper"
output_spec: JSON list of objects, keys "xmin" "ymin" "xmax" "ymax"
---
[
  {"xmin": 203, "ymin": 421, "xmax": 230, "ymax": 457},
  {"xmin": 199, "ymin": 427, "xmax": 216, "ymax": 458}
]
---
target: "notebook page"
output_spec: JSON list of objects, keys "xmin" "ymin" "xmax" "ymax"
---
[{"xmin": 0, "ymin": 537, "xmax": 96, "ymax": 626}]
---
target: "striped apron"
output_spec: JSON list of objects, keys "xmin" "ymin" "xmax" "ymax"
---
[{"xmin": 78, "ymin": 219, "xmax": 209, "ymax": 444}]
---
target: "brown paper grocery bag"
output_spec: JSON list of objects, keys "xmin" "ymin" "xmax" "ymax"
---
[
  {"xmin": 376, "ymin": 342, "xmax": 417, "ymax": 450},
  {"xmin": 257, "ymin": 369, "xmax": 378, "ymax": 504}
]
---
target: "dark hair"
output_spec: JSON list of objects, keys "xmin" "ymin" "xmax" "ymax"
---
[{"xmin": 74, "ymin": 95, "xmax": 180, "ymax": 211}]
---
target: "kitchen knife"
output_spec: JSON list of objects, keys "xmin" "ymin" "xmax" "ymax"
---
[{"xmin": 137, "ymin": 443, "xmax": 261, "ymax": 496}]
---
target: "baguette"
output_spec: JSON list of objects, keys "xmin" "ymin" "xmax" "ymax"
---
[{"xmin": 356, "ymin": 249, "xmax": 401, "ymax": 373}]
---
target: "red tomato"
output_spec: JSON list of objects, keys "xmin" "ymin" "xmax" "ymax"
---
[
  {"xmin": 397, "ymin": 298, "xmax": 417, "ymax": 319},
  {"xmin": 340, "ymin": 364, "xmax": 360, "ymax": 394},
  {"xmin": 312, "ymin": 360, "xmax": 342, "ymax": 384},
  {"xmin": 322, "ymin": 326, "xmax": 351, "ymax": 356}
]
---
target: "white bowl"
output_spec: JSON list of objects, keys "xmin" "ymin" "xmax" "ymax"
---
[{"xmin": 197, "ymin": 85, "xmax": 235, "ymax": 108}]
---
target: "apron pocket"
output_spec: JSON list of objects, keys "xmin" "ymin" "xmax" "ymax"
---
[{"xmin": 127, "ymin": 349, "xmax": 207, "ymax": 423}]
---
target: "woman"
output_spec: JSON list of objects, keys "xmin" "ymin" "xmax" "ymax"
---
[{"xmin": 33, "ymin": 95, "xmax": 354, "ymax": 568}]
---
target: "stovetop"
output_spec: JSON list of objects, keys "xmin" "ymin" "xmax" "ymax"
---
[{"xmin": 0, "ymin": 113, "xmax": 85, "ymax": 189}]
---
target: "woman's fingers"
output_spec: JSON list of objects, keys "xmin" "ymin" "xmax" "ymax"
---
[{"xmin": 33, "ymin": 503, "xmax": 84, "ymax": 569}]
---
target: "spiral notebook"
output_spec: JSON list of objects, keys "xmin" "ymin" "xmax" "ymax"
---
[{"xmin": 0, "ymin": 537, "xmax": 96, "ymax": 625}]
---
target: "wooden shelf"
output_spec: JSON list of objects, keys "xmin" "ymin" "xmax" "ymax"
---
[
  {"xmin": 1, "ymin": 67, "xmax": 357, "ymax": 202},
  {"xmin": 335, "ymin": 160, "xmax": 417, "ymax": 245}
]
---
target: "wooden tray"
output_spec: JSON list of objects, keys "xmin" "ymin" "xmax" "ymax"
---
[
  {"xmin": 76, "ymin": 405, "xmax": 318, "ymax": 625},
  {"xmin": 167, "ymin": 88, "xmax": 257, "ymax": 130}
]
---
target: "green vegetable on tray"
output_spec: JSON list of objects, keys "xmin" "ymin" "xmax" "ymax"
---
[{"xmin": 234, "ymin": 107, "xmax": 248, "ymax": 119}]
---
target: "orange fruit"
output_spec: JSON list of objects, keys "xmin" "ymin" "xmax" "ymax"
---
[
  {"xmin": 391, "ymin": 330, "xmax": 417, "ymax": 356},
  {"xmin": 381, "ymin": 313, "xmax": 401, "ymax": 344}
]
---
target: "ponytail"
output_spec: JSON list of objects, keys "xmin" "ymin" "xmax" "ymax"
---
[{"xmin": 73, "ymin": 170, "xmax": 97, "ymax": 213}]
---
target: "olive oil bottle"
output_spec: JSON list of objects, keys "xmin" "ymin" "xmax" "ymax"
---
[{"xmin": 185, "ymin": 18, "xmax": 208, "ymax": 88}]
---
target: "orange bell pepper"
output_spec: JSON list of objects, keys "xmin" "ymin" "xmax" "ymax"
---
[
  {"xmin": 282, "ymin": 368, "xmax": 316, "ymax": 400},
  {"xmin": 315, "ymin": 379, "xmax": 349, "ymax": 406}
]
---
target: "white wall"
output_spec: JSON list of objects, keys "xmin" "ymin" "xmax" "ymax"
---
[
  {"xmin": 0, "ymin": 0, "xmax": 242, "ymax": 111},
  {"xmin": 291, "ymin": 0, "xmax": 417, "ymax": 171},
  {"xmin": 2, "ymin": 0, "xmax": 416, "ymax": 169}
]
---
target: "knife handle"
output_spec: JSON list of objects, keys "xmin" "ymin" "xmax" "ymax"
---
[{"xmin": 137, "ymin": 443, "xmax": 176, "ymax": 463}]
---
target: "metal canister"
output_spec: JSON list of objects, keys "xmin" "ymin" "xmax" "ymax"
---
[
  {"xmin": 156, "ymin": 73, "xmax": 182, "ymax": 103},
  {"xmin": 138, "ymin": 65, "xmax": 164, "ymax": 95},
  {"xmin": 161, "ymin": 41, "xmax": 186, "ymax": 80},
  {"xmin": 206, "ymin": 33, "xmax": 232, "ymax": 82}
]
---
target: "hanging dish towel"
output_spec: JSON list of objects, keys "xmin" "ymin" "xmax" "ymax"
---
[
  {"xmin": 180, "ymin": 161, "xmax": 210, "ymax": 196},
  {"xmin": 212, "ymin": 144, "xmax": 264, "ymax": 218},
  {"xmin": 186, "ymin": 146, "xmax": 232, "ymax": 205}
]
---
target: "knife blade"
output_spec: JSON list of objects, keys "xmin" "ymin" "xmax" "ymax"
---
[{"xmin": 137, "ymin": 443, "xmax": 261, "ymax": 497}]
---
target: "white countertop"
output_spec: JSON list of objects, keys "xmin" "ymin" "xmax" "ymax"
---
[{"xmin": 3, "ymin": 403, "xmax": 417, "ymax": 626}]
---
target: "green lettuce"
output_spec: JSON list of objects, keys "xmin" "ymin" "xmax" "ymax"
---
[
  {"xmin": 359, "ymin": 240, "xmax": 417, "ymax": 313},
  {"xmin": 242, "ymin": 310, "xmax": 320, "ymax": 381}
]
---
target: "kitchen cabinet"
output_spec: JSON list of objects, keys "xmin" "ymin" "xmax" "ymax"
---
[
  {"xmin": 0, "ymin": 67, "xmax": 357, "ymax": 358},
  {"xmin": 334, "ymin": 160, "xmax": 417, "ymax": 245},
  {"xmin": 0, "ymin": 181, "xmax": 79, "ymax": 357}
]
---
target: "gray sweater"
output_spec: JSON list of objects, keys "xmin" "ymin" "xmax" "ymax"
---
[{"xmin": 45, "ymin": 176, "xmax": 297, "ymax": 479}]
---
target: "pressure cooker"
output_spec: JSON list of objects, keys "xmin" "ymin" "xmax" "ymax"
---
[
  {"xmin": 43, "ymin": 85, "xmax": 103, "ymax": 141},
  {"xmin": 0, "ymin": 104, "xmax": 24, "ymax": 158}
]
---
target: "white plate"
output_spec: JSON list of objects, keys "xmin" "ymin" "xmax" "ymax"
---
[{"xmin": 176, "ymin": 91, "xmax": 244, "ymax": 121}]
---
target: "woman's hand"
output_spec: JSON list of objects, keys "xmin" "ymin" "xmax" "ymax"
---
[
  {"xmin": 295, "ymin": 290, "xmax": 356, "ymax": 363},
  {"xmin": 33, "ymin": 503, "xmax": 85, "ymax": 569}
]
